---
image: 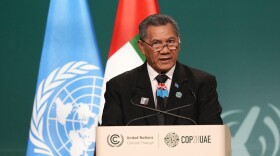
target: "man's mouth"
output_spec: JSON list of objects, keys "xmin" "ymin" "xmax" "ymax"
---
[{"xmin": 159, "ymin": 57, "xmax": 170, "ymax": 62}]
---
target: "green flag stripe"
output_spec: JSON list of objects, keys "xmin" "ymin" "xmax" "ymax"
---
[{"xmin": 130, "ymin": 35, "xmax": 146, "ymax": 62}]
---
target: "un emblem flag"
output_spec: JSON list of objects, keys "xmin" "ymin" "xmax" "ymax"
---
[{"xmin": 26, "ymin": 0, "xmax": 104, "ymax": 156}]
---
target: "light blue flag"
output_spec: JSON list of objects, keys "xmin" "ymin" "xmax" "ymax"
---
[{"xmin": 26, "ymin": 0, "xmax": 103, "ymax": 155}]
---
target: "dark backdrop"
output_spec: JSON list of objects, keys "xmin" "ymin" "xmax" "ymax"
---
[{"xmin": 1, "ymin": 0, "xmax": 279, "ymax": 155}]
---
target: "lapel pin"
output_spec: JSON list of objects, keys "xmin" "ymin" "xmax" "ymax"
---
[
  {"xmin": 140, "ymin": 97, "xmax": 149, "ymax": 105},
  {"xmin": 175, "ymin": 83, "xmax": 179, "ymax": 88},
  {"xmin": 176, "ymin": 92, "xmax": 182, "ymax": 98}
]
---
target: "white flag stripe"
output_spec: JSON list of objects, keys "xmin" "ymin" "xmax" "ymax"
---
[
  {"xmin": 104, "ymin": 42, "xmax": 143, "ymax": 82},
  {"xmin": 99, "ymin": 42, "xmax": 143, "ymax": 122}
]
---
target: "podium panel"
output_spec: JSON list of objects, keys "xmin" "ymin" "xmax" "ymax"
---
[{"xmin": 96, "ymin": 125, "xmax": 231, "ymax": 156}]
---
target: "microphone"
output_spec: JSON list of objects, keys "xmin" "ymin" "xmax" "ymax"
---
[
  {"xmin": 126, "ymin": 113, "xmax": 159, "ymax": 126},
  {"xmin": 127, "ymin": 91, "xmax": 197, "ymax": 125}
]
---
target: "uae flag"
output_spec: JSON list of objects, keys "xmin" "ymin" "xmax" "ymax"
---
[{"xmin": 99, "ymin": 0, "xmax": 159, "ymax": 118}]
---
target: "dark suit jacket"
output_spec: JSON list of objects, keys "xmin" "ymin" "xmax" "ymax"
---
[{"xmin": 101, "ymin": 62, "xmax": 223, "ymax": 126}]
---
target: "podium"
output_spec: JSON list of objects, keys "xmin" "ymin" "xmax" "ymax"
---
[{"xmin": 96, "ymin": 125, "xmax": 231, "ymax": 156}]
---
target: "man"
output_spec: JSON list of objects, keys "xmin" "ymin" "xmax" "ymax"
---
[{"xmin": 101, "ymin": 14, "xmax": 223, "ymax": 126}]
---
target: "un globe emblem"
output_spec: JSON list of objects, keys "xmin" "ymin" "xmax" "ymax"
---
[
  {"xmin": 46, "ymin": 75, "xmax": 103, "ymax": 156},
  {"xmin": 28, "ymin": 61, "xmax": 103, "ymax": 155}
]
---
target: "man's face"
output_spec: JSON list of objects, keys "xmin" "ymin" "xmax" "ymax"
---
[{"xmin": 138, "ymin": 23, "xmax": 180, "ymax": 73}]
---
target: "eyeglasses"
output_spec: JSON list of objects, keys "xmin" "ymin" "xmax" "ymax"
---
[{"xmin": 140, "ymin": 39, "xmax": 179, "ymax": 52}]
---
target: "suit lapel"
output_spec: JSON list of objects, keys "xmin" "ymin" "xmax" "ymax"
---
[
  {"xmin": 165, "ymin": 62, "xmax": 192, "ymax": 125},
  {"xmin": 132, "ymin": 63, "xmax": 158, "ymax": 125}
]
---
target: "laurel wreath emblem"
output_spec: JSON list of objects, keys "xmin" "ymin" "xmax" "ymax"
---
[{"xmin": 28, "ymin": 61, "xmax": 99, "ymax": 155}]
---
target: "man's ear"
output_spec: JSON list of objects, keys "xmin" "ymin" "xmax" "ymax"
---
[{"xmin": 137, "ymin": 40, "xmax": 146, "ymax": 55}]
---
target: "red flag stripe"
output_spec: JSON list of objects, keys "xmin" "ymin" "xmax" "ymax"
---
[{"xmin": 107, "ymin": 0, "xmax": 159, "ymax": 58}]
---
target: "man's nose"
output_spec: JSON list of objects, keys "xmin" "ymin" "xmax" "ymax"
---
[{"xmin": 159, "ymin": 43, "xmax": 170, "ymax": 53}]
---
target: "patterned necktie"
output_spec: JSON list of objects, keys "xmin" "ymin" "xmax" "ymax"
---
[{"xmin": 155, "ymin": 74, "xmax": 169, "ymax": 125}]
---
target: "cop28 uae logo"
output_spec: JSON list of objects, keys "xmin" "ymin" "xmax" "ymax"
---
[
  {"xmin": 164, "ymin": 132, "xmax": 180, "ymax": 147},
  {"xmin": 222, "ymin": 104, "xmax": 280, "ymax": 156},
  {"xmin": 29, "ymin": 61, "xmax": 103, "ymax": 156}
]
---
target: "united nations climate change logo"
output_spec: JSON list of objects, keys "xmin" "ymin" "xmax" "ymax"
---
[
  {"xmin": 29, "ymin": 61, "xmax": 103, "ymax": 156},
  {"xmin": 164, "ymin": 132, "xmax": 180, "ymax": 147},
  {"xmin": 107, "ymin": 134, "xmax": 124, "ymax": 147}
]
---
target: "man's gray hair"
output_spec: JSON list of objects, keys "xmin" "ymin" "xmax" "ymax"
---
[{"xmin": 139, "ymin": 14, "xmax": 180, "ymax": 40}]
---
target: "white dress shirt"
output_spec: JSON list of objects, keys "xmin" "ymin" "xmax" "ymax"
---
[{"xmin": 147, "ymin": 63, "xmax": 176, "ymax": 107}]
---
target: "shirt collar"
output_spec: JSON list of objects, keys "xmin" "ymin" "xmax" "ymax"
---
[{"xmin": 147, "ymin": 63, "xmax": 176, "ymax": 81}]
